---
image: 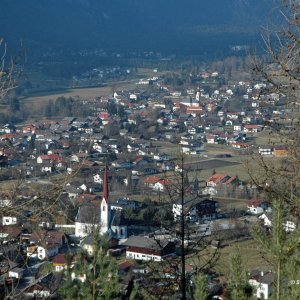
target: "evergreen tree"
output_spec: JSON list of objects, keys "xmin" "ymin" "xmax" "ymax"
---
[
  {"xmin": 192, "ymin": 273, "xmax": 208, "ymax": 300},
  {"xmin": 60, "ymin": 233, "xmax": 120, "ymax": 300},
  {"xmin": 228, "ymin": 252, "xmax": 252, "ymax": 300}
]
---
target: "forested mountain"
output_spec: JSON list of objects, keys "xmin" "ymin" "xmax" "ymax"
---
[{"xmin": 1, "ymin": 0, "xmax": 273, "ymax": 55}]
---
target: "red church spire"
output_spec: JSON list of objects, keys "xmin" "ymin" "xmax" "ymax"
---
[{"xmin": 103, "ymin": 163, "xmax": 109, "ymax": 202}]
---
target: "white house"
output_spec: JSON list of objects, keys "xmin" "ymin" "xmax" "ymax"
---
[
  {"xmin": 247, "ymin": 199, "xmax": 264, "ymax": 215},
  {"xmin": 259, "ymin": 213, "xmax": 296, "ymax": 232},
  {"xmin": 259, "ymin": 213, "xmax": 272, "ymax": 227},
  {"xmin": 123, "ymin": 236, "xmax": 176, "ymax": 262},
  {"xmin": 37, "ymin": 244, "xmax": 59, "ymax": 260},
  {"xmin": 233, "ymin": 124, "xmax": 242, "ymax": 131},
  {"xmin": 249, "ymin": 270, "xmax": 273, "ymax": 299},
  {"xmin": 9, "ymin": 267, "xmax": 24, "ymax": 279},
  {"xmin": 258, "ymin": 146, "xmax": 273, "ymax": 156},
  {"xmin": 2, "ymin": 216, "xmax": 17, "ymax": 226},
  {"xmin": 71, "ymin": 272, "xmax": 86, "ymax": 283}
]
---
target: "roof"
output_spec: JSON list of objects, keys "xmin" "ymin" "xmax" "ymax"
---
[
  {"xmin": 144, "ymin": 176, "xmax": 161, "ymax": 184},
  {"xmin": 244, "ymin": 124, "xmax": 260, "ymax": 129},
  {"xmin": 30, "ymin": 230, "xmax": 64, "ymax": 244},
  {"xmin": 118, "ymin": 260, "xmax": 133, "ymax": 272},
  {"xmin": 0, "ymin": 226, "xmax": 23, "ymax": 239},
  {"xmin": 122, "ymin": 236, "xmax": 171, "ymax": 251},
  {"xmin": 52, "ymin": 253, "xmax": 68, "ymax": 265},
  {"xmin": 102, "ymin": 163, "xmax": 109, "ymax": 202},
  {"xmin": 249, "ymin": 270, "xmax": 273, "ymax": 285},
  {"xmin": 207, "ymin": 174, "xmax": 229, "ymax": 184},
  {"xmin": 247, "ymin": 198, "xmax": 263, "ymax": 208},
  {"xmin": 75, "ymin": 204, "xmax": 101, "ymax": 224}
]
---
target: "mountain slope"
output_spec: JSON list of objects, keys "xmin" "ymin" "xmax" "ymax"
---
[{"xmin": 0, "ymin": 0, "xmax": 273, "ymax": 54}]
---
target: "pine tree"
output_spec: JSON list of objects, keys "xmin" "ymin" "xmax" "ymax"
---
[
  {"xmin": 228, "ymin": 252, "xmax": 252, "ymax": 300},
  {"xmin": 60, "ymin": 233, "xmax": 120, "ymax": 300},
  {"xmin": 192, "ymin": 273, "xmax": 208, "ymax": 300}
]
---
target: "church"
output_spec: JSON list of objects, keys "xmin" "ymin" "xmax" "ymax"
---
[{"xmin": 75, "ymin": 164, "xmax": 128, "ymax": 240}]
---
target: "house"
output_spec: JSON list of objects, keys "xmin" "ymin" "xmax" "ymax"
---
[
  {"xmin": 25, "ymin": 284, "xmax": 52, "ymax": 298},
  {"xmin": 258, "ymin": 146, "xmax": 273, "ymax": 156},
  {"xmin": 247, "ymin": 199, "xmax": 265, "ymax": 215},
  {"xmin": 206, "ymin": 174, "xmax": 236, "ymax": 187},
  {"xmin": 37, "ymin": 243, "xmax": 60, "ymax": 260},
  {"xmin": 8, "ymin": 267, "xmax": 25, "ymax": 280},
  {"xmin": 2, "ymin": 216, "xmax": 18, "ymax": 226},
  {"xmin": 231, "ymin": 141, "xmax": 250, "ymax": 150},
  {"xmin": 248, "ymin": 270, "xmax": 273, "ymax": 299},
  {"xmin": 273, "ymin": 145, "xmax": 288, "ymax": 157},
  {"xmin": 52, "ymin": 253, "xmax": 75, "ymax": 272},
  {"xmin": 0, "ymin": 226, "xmax": 23, "ymax": 244},
  {"xmin": 243, "ymin": 124, "xmax": 261, "ymax": 133},
  {"xmin": 172, "ymin": 197, "xmax": 218, "ymax": 222},
  {"xmin": 144, "ymin": 176, "xmax": 172, "ymax": 192},
  {"xmin": 37, "ymin": 154, "xmax": 62, "ymax": 164},
  {"xmin": 206, "ymin": 135, "xmax": 218, "ymax": 144},
  {"xmin": 233, "ymin": 123, "xmax": 242, "ymax": 131},
  {"xmin": 259, "ymin": 213, "xmax": 272, "ymax": 227},
  {"xmin": 80, "ymin": 234, "xmax": 119, "ymax": 256},
  {"xmin": 259, "ymin": 212, "xmax": 296, "ymax": 232},
  {"xmin": 122, "ymin": 236, "xmax": 176, "ymax": 261}
]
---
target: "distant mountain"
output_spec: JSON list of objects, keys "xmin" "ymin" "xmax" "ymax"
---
[{"xmin": 0, "ymin": 0, "xmax": 273, "ymax": 55}]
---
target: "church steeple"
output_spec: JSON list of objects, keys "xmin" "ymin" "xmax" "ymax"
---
[
  {"xmin": 103, "ymin": 163, "xmax": 109, "ymax": 202},
  {"xmin": 100, "ymin": 163, "xmax": 111, "ymax": 234}
]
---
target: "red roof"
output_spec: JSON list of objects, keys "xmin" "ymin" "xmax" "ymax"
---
[
  {"xmin": 208, "ymin": 174, "xmax": 227, "ymax": 184},
  {"xmin": 38, "ymin": 154, "xmax": 62, "ymax": 162},
  {"xmin": 118, "ymin": 260, "xmax": 133, "ymax": 271},
  {"xmin": 144, "ymin": 176, "xmax": 161, "ymax": 184},
  {"xmin": 52, "ymin": 253, "xmax": 68, "ymax": 265},
  {"xmin": 98, "ymin": 111, "xmax": 110, "ymax": 119},
  {"xmin": 244, "ymin": 124, "xmax": 259, "ymax": 129},
  {"xmin": 247, "ymin": 198, "xmax": 263, "ymax": 208},
  {"xmin": 1, "ymin": 134, "xmax": 18, "ymax": 140}
]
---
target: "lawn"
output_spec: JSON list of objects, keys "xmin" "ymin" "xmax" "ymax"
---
[{"xmin": 188, "ymin": 238, "xmax": 270, "ymax": 282}]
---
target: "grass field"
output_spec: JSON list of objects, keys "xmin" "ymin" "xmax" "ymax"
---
[
  {"xmin": 188, "ymin": 238, "xmax": 270, "ymax": 282},
  {"xmin": 214, "ymin": 238, "xmax": 270, "ymax": 280},
  {"xmin": 23, "ymin": 81, "xmax": 133, "ymax": 103}
]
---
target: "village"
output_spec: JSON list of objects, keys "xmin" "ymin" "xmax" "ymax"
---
[{"xmin": 0, "ymin": 66, "xmax": 291, "ymax": 299}]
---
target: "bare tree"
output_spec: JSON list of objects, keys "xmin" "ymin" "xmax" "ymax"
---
[
  {"xmin": 248, "ymin": 1, "xmax": 300, "ymax": 299},
  {"xmin": 0, "ymin": 38, "xmax": 15, "ymax": 102},
  {"xmin": 136, "ymin": 153, "xmax": 219, "ymax": 299}
]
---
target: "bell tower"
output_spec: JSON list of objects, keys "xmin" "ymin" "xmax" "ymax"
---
[{"xmin": 100, "ymin": 163, "xmax": 111, "ymax": 234}]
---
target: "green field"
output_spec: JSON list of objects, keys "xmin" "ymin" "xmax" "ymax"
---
[{"xmin": 188, "ymin": 238, "xmax": 270, "ymax": 282}]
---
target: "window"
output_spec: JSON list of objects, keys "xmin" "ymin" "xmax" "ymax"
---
[{"xmin": 102, "ymin": 206, "xmax": 106, "ymax": 211}]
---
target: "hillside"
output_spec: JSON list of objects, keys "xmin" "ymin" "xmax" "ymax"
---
[{"xmin": 1, "ymin": 0, "xmax": 273, "ymax": 55}]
